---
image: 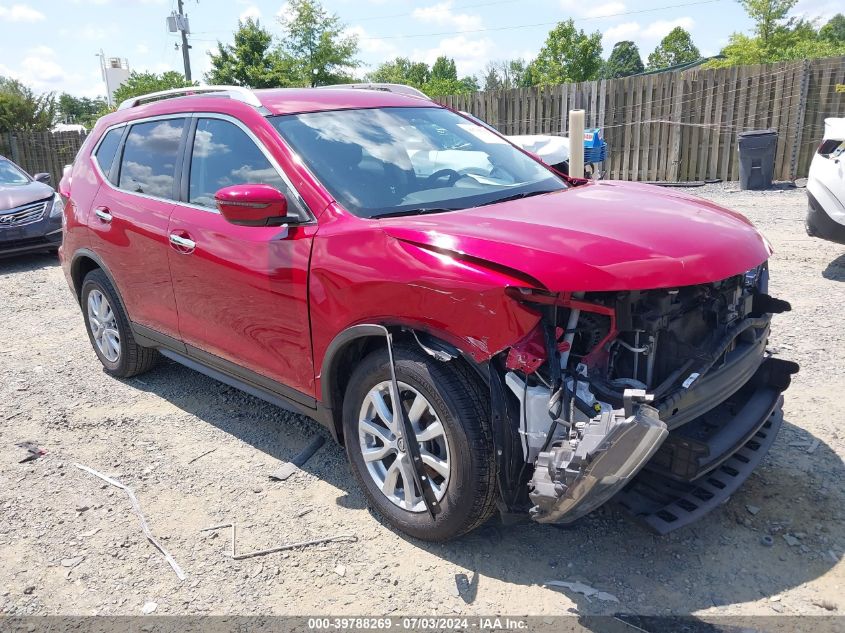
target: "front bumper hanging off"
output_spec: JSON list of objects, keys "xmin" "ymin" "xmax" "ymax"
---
[
  {"xmin": 521, "ymin": 356, "xmax": 798, "ymax": 533},
  {"xmin": 616, "ymin": 357, "xmax": 797, "ymax": 533},
  {"xmin": 530, "ymin": 395, "xmax": 668, "ymax": 524}
]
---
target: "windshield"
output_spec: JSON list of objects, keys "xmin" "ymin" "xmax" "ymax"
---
[
  {"xmin": 0, "ymin": 160, "xmax": 30, "ymax": 186},
  {"xmin": 270, "ymin": 107, "xmax": 565, "ymax": 218}
]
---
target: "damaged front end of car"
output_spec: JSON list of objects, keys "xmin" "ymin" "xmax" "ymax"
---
[{"xmin": 490, "ymin": 265, "xmax": 798, "ymax": 532}]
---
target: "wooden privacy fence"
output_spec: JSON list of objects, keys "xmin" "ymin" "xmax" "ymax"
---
[
  {"xmin": 0, "ymin": 130, "xmax": 87, "ymax": 185},
  {"xmin": 438, "ymin": 56, "xmax": 845, "ymax": 182},
  {"xmin": 2, "ymin": 57, "xmax": 844, "ymax": 185}
]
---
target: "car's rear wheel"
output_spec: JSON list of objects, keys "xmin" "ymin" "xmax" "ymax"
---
[
  {"xmin": 342, "ymin": 344, "xmax": 497, "ymax": 541},
  {"xmin": 81, "ymin": 269, "xmax": 158, "ymax": 378}
]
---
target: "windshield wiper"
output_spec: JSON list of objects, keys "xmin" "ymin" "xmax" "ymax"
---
[
  {"xmin": 371, "ymin": 207, "xmax": 458, "ymax": 219},
  {"xmin": 478, "ymin": 189, "xmax": 559, "ymax": 207}
]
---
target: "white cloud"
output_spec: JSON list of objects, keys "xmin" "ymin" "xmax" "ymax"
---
[
  {"xmin": 0, "ymin": 46, "xmax": 107, "ymax": 97},
  {"xmin": 150, "ymin": 61, "xmax": 175, "ymax": 74},
  {"xmin": 0, "ymin": 3, "xmax": 45, "ymax": 22},
  {"xmin": 795, "ymin": 0, "xmax": 842, "ymax": 22},
  {"xmin": 345, "ymin": 25, "xmax": 400, "ymax": 58},
  {"xmin": 78, "ymin": 24, "xmax": 120, "ymax": 41},
  {"xmin": 276, "ymin": 2, "xmax": 295, "ymax": 23},
  {"xmin": 136, "ymin": 43, "xmax": 150, "ymax": 55},
  {"xmin": 642, "ymin": 17, "xmax": 694, "ymax": 39},
  {"xmin": 559, "ymin": 0, "xmax": 627, "ymax": 19},
  {"xmin": 584, "ymin": 2, "xmax": 626, "ymax": 19},
  {"xmin": 600, "ymin": 16, "xmax": 696, "ymax": 58},
  {"xmin": 0, "ymin": 47, "xmax": 63, "ymax": 88},
  {"xmin": 601, "ymin": 16, "xmax": 695, "ymax": 52},
  {"xmin": 412, "ymin": 35, "xmax": 494, "ymax": 76},
  {"xmin": 411, "ymin": 1, "xmax": 483, "ymax": 31},
  {"xmin": 603, "ymin": 21, "xmax": 640, "ymax": 44},
  {"xmin": 239, "ymin": 5, "xmax": 261, "ymax": 21}
]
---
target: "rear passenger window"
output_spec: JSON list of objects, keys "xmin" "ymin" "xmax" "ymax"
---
[
  {"xmin": 94, "ymin": 127, "xmax": 123, "ymax": 179},
  {"xmin": 118, "ymin": 118, "xmax": 185, "ymax": 199},
  {"xmin": 189, "ymin": 118, "xmax": 288, "ymax": 208}
]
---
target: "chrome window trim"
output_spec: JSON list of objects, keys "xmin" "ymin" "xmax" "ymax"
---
[
  {"xmin": 185, "ymin": 112, "xmax": 313, "ymax": 221},
  {"xmin": 90, "ymin": 124, "xmax": 125, "ymax": 179},
  {"xmin": 90, "ymin": 114, "xmax": 187, "ymax": 205},
  {"xmin": 90, "ymin": 112, "xmax": 314, "ymax": 222}
]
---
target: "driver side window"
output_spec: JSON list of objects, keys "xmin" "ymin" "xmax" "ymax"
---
[{"xmin": 189, "ymin": 118, "xmax": 291, "ymax": 209}]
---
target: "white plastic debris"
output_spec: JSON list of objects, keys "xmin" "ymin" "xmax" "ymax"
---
[
  {"xmin": 543, "ymin": 580, "xmax": 620, "ymax": 602},
  {"xmin": 73, "ymin": 463, "xmax": 186, "ymax": 580},
  {"xmin": 682, "ymin": 372, "xmax": 701, "ymax": 389}
]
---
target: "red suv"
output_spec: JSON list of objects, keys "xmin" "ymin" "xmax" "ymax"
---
[{"xmin": 59, "ymin": 86, "xmax": 797, "ymax": 541}]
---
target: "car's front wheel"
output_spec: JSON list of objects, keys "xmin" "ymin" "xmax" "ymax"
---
[
  {"xmin": 342, "ymin": 344, "xmax": 497, "ymax": 541},
  {"xmin": 81, "ymin": 269, "xmax": 158, "ymax": 378}
]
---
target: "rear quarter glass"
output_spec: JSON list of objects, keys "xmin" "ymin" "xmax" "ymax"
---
[{"xmin": 94, "ymin": 127, "xmax": 124, "ymax": 180}]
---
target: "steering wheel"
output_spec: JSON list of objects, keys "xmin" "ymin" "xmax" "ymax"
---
[{"xmin": 425, "ymin": 169, "xmax": 463, "ymax": 187}]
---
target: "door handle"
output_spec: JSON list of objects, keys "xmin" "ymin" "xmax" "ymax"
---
[
  {"xmin": 169, "ymin": 233, "xmax": 196, "ymax": 251},
  {"xmin": 94, "ymin": 207, "xmax": 112, "ymax": 223}
]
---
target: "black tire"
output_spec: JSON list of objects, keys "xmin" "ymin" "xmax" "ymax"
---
[
  {"xmin": 342, "ymin": 344, "xmax": 497, "ymax": 541},
  {"xmin": 81, "ymin": 269, "xmax": 158, "ymax": 378}
]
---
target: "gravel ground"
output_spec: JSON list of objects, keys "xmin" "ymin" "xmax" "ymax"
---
[{"xmin": 0, "ymin": 182, "xmax": 843, "ymax": 618}]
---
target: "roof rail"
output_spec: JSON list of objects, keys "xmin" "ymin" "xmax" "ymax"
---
[
  {"xmin": 116, "ymin": 85, "xmax": 263, "ymax": 111},
  {"xmin": 316, "ymin": 83, "xmax": 430, "ymax": 100}
]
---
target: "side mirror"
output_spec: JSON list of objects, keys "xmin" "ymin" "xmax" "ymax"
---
[
  {"xmin": 214, "ymin": 184, "xmax": 298, "ymax": 227},
  {"xmin": 33, "ymin": 172, "xmax": 51, "ymax": 185}
]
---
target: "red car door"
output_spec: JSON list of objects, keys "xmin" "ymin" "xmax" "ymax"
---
[
  {"xmin": 167, "ymin": 115, "xmax": 316, "ymax": 400},
  {"xmin": 87, "ymin": 117, "xmax": 187, "ymax": 340}
]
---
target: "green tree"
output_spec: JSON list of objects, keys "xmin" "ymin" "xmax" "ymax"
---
[
  {"xmin": 112, "ymin": 71, "xmax": 196, "ymax": 105},
  {"xmin": 647, "ymin": 27, "xmax": 701, "ymax": 69},
  {"xmin": 414, "ymin": 57, "xmax": 478, "ymax": 96},
  {"xmin": 482, "ymin": 59, "xmax": 534, "ymax": 90},
  {"xmin": 530, "ymin": 19, "xmax": 603, "ymax": 84},
  {"xmin": 57, "ymin": 93, "xmax": 108, "ymax": 128},
  {"xmin": 0, "ymin": 77, "xmax": 57, "ymax": 133},
  {"xmin": 367, "ymin": 57, "xmax": 431, "ymax": 87},
  {"xmin": 706, "ymin": 3, "xmax": 845, "ymax": 67},
  {"xmin": 503, "ymin": 59, "xmax": 534, "ymax": 88},
  {"xmin": 602, "ymin": 41, "xmax": 645, "ymax": 78},
  {"xmin": 482, "ymin": 65, "xmax": 502, "ymax": 91},
  {"xmin": 430, "ymin": 56, "xmax": 458, "ymax": 81},
  {"xmin": 207, "ymin": 18, "xmax": 291, "ymax": 87},
  {"xmin": 739, "ymin": 0, "xmax": 797, "ymax": 53},
  {"xmin": 819, "ymin": 13, "xmax": 845, "ymax": 43},
  {"xmin": 277, "ymin": 0, "xmax": 359, "ymax": 87},
  {"xmin": 421, "ymin": 76, "xmax": 478, "ymax": 97}
]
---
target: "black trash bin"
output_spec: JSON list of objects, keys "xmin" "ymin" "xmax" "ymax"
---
[{"xmin": 737, "ymin": 129, "xmax": 778, "ymax": 190}]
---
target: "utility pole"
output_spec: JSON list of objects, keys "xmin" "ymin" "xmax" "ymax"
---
[{"xmin": 169, "ymin": 0, "xmax": 192, "ymax": 81}]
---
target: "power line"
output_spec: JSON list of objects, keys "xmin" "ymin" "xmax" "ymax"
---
[
  {"xmin": 354, "ymin": 0, "xmax": 527, "ymax": 23},
  {"xmin": 189, "ymin": 0, "xmax": 725, "ymax": 42},
  {"xmin": 357, "ymin": 0, "xmax": 726, "ymax": 41}
]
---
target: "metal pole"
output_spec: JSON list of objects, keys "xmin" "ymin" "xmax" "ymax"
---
[
  {"xmin": 569, "ymin": 109, "xmax": 585, "ymax": 178},
  {"xmin": 177, "ymin": 0, "xmax": 192, "ymax": 82}
]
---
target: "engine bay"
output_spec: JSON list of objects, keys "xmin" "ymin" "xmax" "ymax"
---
[{"xmin": 499, "ymin": 265, "xmax": 793, "ymax": 524}]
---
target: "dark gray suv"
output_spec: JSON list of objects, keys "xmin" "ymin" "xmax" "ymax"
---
[{"xmin": 0, "ymin": 156, "xmax": 63, "ymax": 257}]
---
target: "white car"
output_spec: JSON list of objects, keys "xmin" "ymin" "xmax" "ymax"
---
[
  {"xmin": 321, "ymin": 84, "xmax": 600, "ymax": 177},
  {"xmin": 806, "ymin": 117, "xmax": 845, "ymax": 244}
]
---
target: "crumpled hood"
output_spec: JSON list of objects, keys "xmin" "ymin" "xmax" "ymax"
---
[
  {"xmin": 0, "ymin": 181, "xmax": 53, "ymax": 211},
  {"xmin": 378, "ymin": 181, "xmax": 771, "ymax": 291}
]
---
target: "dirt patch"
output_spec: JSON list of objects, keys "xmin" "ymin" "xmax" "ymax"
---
[{"xmin": 0, "ymin": 182, "xmax": 842, "ymax": 617}]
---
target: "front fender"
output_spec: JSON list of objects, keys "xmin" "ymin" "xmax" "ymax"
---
[{"xmin": 310, "ymin": 219, "xmax": 542, "ymax": 389}]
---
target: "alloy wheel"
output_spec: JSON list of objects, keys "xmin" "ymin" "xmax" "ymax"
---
[
  {"xmin": 358, "ymin": 381, "xmax": 451, "ymax": 512},
  {"xmin": 87, "ymin": 289, "xmax": 121, "ymax": 363}
]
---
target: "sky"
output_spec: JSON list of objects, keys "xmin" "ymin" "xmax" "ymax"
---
[{"xmin": 0, "ymin": 0, "xmax": 840, "ymax": 99}]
